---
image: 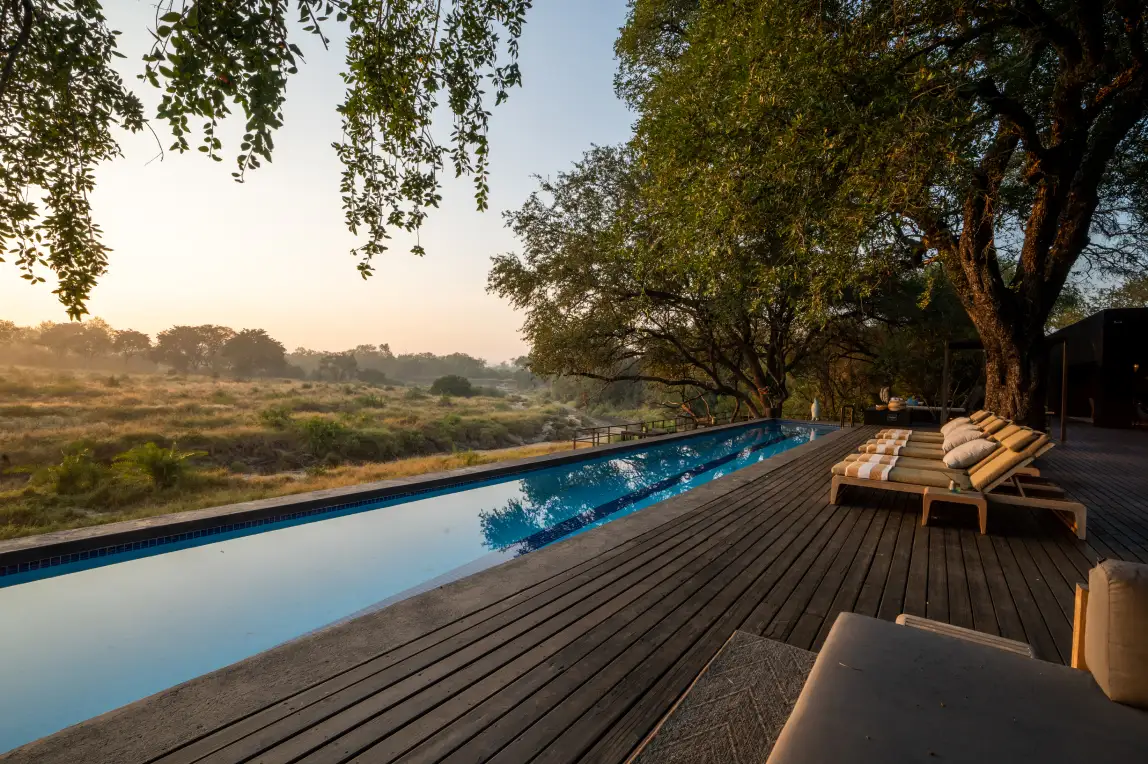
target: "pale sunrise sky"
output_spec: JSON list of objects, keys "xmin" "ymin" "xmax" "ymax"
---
[{"xmin": 0, "ymin": 1, "xmax": 634, "ymax": 362}]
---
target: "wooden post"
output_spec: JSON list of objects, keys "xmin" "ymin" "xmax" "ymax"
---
[
  {"xmin": 941, "ymin": 343, "xmax": 951, "ymax": 424},
  {"xmin": 1061, "ymin": 338, "xmax": 1069, "ymax": 443}
]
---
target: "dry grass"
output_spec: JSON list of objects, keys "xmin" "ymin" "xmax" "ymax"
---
[{"xmin": 0, "ymin": 367, "xmax": 591, "ymax": 540}]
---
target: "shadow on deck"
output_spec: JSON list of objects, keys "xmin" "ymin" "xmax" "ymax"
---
[{"xmin": 7, "ymin": 423, "xmax": 1145, "ymax": 764}]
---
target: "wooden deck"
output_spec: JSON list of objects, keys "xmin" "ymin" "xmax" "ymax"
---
[{"xmin": 11, "ymin": 423, "xmax": 1147, "ymax": 764}]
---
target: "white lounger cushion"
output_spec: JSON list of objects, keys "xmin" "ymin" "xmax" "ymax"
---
[
  {"xmin": 942, "ymin": 426, "xmax": 983, "ymax": 453},
  {"xmin": 941, "ymin": 416, "xmax": 972, "ymax": 435},
  {"xmin": 943, "ymin": 438, "xmax": 998, "ymax": 469}
]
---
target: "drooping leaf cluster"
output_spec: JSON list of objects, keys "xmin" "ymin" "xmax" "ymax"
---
[
  {"xmin": 2, "ymin": 0, "xmax": 530, "ymax": 316},
  {"xmin": 0, "ymin": 0, "xmax": 144, "ymax": 317}
]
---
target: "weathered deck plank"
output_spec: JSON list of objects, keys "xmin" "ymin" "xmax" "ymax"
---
[{"xmin": 8, "ymin": 422, "xmax": 1146, "ymax": 764}]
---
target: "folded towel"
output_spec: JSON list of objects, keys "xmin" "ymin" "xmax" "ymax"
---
[
  {"xmin": 873, "ymin": 438, "xmax": 909, "ymax": 446},
  {"xmin": 868, "ymin": 444, "xmax": 903, "ymax": 455},
  {"xmin": 843, "ymin": 460, "xmax": 896, "ymax": 480},
  {"xmin": 883, "ymin": 429, "xmax": 912, "ymax": 437}
]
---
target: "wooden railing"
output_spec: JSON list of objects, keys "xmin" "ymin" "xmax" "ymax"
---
[{"xmin": 572, "ymin": 414, "xmax": 756, "ymax": 449}]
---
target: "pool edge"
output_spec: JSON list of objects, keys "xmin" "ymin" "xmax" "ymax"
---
[{"xmin": 0, "ymin": 418, "xmax": 835, "ymax": 573}]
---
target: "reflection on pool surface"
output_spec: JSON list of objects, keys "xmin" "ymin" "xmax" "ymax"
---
[{"xmin": 0, "ymin": 420, "xmax": 830, "ymax": 752}]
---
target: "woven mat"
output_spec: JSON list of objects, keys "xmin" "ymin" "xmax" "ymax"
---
[{"xmin": 631, "ymin": 631, "xmax": 815, "ymax": 764}]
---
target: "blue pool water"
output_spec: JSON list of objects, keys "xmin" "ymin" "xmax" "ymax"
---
[{"xmin": 0, "ymin": 421, "xmax": 829, "ymax": 752}]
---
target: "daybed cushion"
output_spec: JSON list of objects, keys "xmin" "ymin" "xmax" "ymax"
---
[
  {"xmin": 943, "ymin": 438, "xmax": 998, "ymax": 469},
  {"xmin": 861, "ymin": 444, "xmax": 946, "ymax": 459},
  {"xmin": 970, "ymin": 448, "xmax": 1028, "ymax": 491},
  {"xmin": 941, "ymin": 416, "xmax": 972, "ymax": 434},
  {"xmin": 832, "ymin": 461, "xmax": 969, "ymax": 490},
  {"xmin": 766, "ymin": 613, "xmax": 1148, "ymax": 764},
  {"xmin": 969, "ymin": 409, "xmax": 991, "ymax": 423},
  {"xmin": 1085, "ymin": 559, "xmax": 1148, "ymax": 708}
]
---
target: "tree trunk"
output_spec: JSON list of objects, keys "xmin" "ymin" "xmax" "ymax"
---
[{"xmin": 975, "ymin": 316, "xmax": 1048, "ymax": 429}]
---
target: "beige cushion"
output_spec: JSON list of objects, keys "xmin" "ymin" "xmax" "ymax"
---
[
  {"xmin": 989, "ymin": 423, "xmax": 1021, "ymax": 443},
  {"xmin": 941, "ymin": 416, "xmax": 972, "ymax": 435},
  {"xmin": 942, "ymin": 426, "xmax": 983, "ymax": 452},
  {"xmin": 832, "ymin": 461, "xmax": 968, "ymax": 489},
  {"xmin": 1085, "ymin": 560, "xmax": 1148, "ymax": 708},
  {"xmin": 982, "ymin": 417, "xmax": 1008, "ymax": 435},
  {"xmin": 860, "ymin": 444, "xmax": 945, "ymax": 459},
  {"xmin": 1002, "ymin": 427, "xmax": 1040, "ymax": 452},
  {"xmin": 943, "ymin": 438, "xmax": 998, "ymax": 469},
  {"xmin": 971, "ymin": 448, "xmax": 1028, "ymax": 491}
]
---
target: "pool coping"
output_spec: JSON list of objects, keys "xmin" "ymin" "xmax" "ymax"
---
[
  {"xmin": 0, "ymin": 418, "xmax": 835, "ymax": 575},
  {"xmin": 0, "ymin": 422, "xmax": 856, "ymax": 764}
]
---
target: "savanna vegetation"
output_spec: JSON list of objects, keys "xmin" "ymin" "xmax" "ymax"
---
[{"xmin": 0, "ymin": 366, "xmax": 590, "ymax": 539}]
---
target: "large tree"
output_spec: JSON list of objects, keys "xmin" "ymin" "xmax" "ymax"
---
[
  {"xmin": 152, "ymin": 324, "xmax": 235, "ymax": 372},
  {"xmin": 490, "ymin": 145, "xmax": 861, "ymax": 418},
  {"xmin": 619, "ymin": 0, "xmax": 1148, "ymax": 427},
  {"xmin": 222, "ymin": 328, "xmax": 286, "ymax": 376},
  {"xmin": 1, "ymin": 0, "xmax": 529, "ymax": 317}
]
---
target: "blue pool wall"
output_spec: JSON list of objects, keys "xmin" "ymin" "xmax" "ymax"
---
[{"xmin": 0, "ymin": 419, "xmax": 837, "ymax": 584}]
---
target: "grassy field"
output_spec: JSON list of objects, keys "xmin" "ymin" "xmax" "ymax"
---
[{"xmin": 0, "ymin": 367, "xmax": 592, "ymax": 540}]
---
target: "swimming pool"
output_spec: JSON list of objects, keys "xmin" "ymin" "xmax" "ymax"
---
[{"xmin": 0, "ymin": 420, "xmax": 830, "ymax": 753}]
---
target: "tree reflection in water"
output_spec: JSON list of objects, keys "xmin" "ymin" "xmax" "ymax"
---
[{"xmin": 478, "ymin": 424, "xmax": 811, "ymax": 556}]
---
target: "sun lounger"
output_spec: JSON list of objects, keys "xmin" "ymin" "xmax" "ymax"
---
[
  {"xmin": 765, "ymin": 605, "xmax": 1148, "ymax": 764},
  {"xmin": 831, "ymin": 430, "xmax": 1086, "ymax": 537},
  {"xmin": 876, "ymin": 413, "xmax": 1009, "ymax": 442}
]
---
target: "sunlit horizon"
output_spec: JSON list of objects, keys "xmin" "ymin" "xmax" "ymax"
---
[{"xmin": 0, "ymin": 1, "xmax": 633, "ymax": 363}]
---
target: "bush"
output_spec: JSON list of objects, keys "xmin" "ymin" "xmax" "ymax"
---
[
  {"xmin": 297, "ymin": 417, "xmax": 355, "ymax": 459},
  {"xmin": 404, "ymin": 386, "xmax": 427, "ymax": 400},
  {"xmin": 103, "ymin": 375, "xmax": 122, "ymax": 388},
  {"xmin": 34, "ymin": 448, "xmax": 107, "ymax": 495},
  {"xmin": 353, "ymin": 393, "xmax": 387, "ymax": 409},
  {"xmin": 113, "ymin": 442, "xmax": 205, "ymax": 489},
  {"xmin": 258, "ymin": 405, "xmax": 293, "ymax": 429},
  {"xmin": 430, "ymin": 374, "xmax": 474, "ymax": 397},
  {"xmin": 357, "ymin": 368, "xmax": 389, "ymax": 385}
]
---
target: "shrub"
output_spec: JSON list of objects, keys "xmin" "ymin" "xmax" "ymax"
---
[
  {"xmin": 113, "ymin": 442, "xmax": 205, "ymax": 489},
  {"xmin": 258, "ymin": 405, "xmax": 294, "ymax": 429},
  {"xmin": 404, "ymin": 386, "xmax": 427, "ymax": 400},
  {"xmin": 429, "ymin": 374, "xmax": 474, "ymax": 397},
  {"xmin": 34, "ymin": 448, "xmax": 107, "ymax": 495},
  {"xmin": 353, "ymin": 393, "xmax": 387, "ymax": 409},
  {"xmin": 455, "ymin": 450, "xmax": 483, "ymax": 467},
  {"xmin": 103, "ymin": 375, "xmax": 122, "ymax": 388},
  {"xmin": 297, "ymin": 417, "xmax": 354, "ymax": 459}
]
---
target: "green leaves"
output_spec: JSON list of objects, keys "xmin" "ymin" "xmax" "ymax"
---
[
  {"xmin": 0, "ymin": 0, "xmax": 145, "ymax": 318},
  {"xmin": 5, "ymin": 0, "xmax": 531, "ymax": 318}
]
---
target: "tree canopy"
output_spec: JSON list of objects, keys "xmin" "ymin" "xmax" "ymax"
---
[
  {"xmin": 595, "ymin": 0, "xmax": 1148, "ymax": 425},
  {"xmin": 1, "ymin": 0, "xmax": 530, "ymax": 317}
]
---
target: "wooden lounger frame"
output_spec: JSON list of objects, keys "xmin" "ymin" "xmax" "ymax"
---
[
  {"xmin": 830, "ymin": 467, "xmax": 1086, "ymax": 538},
  {"xmin": 1072, "ymin": 583, "xmax": 1089, "ymax": 670}
]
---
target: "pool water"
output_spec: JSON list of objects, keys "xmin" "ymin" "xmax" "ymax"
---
[{"xmin": 0, "ymin": 421, "xmax": 829, "ymax": 752}]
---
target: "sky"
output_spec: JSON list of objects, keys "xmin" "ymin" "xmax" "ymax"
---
[{"xmin": 0, "ymin": 1, "xmax": 634, "ymax": 362}]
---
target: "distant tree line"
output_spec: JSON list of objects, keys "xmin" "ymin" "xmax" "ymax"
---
[{"xmin": 0, "ymin": 318, "xmax": 534, "ymax": 385}]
